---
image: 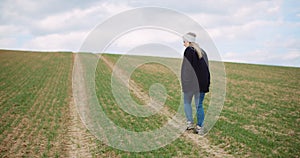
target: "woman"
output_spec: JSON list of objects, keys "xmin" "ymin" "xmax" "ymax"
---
[{"xmin": 181, "ymin": 32, "xmax": 210, "ymax": 134}]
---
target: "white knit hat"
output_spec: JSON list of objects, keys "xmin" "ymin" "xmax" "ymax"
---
[{"xmin": 183, "ymin": 32, "xmax": 196, "ymax": 42}]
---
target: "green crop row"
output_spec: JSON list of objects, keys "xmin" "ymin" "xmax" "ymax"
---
[
  {"xmin": 0, "ymin": 51, "xmax": 73, "ymax": 157},
  {"xmin": 99, "ymin": 54, "xmax": 300, "ymax": 157},
  {"xmin": 1, "ymin": 51, "xmax": 299, "ymax": 157},
  {"xmin": 93, "ymin": 54, "xmax": 215, "ymax": 157},
  {"xmin": 209, "ymin": 62, "xmax": 300, "ymax": 157}
]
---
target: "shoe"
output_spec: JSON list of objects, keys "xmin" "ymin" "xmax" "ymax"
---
[
  {"xmin": 186, "ymin": 121, "xmax": 194, "ymax": 130},
  {"xmin": 194, "ymin": 125, "xmax": 205, "ymax": 135}
]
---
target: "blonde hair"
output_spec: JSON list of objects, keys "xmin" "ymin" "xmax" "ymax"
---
[{"xmin": 186, "ymin": 32, "xmax": 203, "ymax": 59}]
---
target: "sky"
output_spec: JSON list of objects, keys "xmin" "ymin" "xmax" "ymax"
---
[{"xmin": 0, "ymin": 0, "xmax": 299, "ymax": 67}]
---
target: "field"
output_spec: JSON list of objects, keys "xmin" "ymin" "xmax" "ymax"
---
[
  {"xmin": 0, "ymin": 50, "xmax": 72, "ymax": 157},
  {"xmin": 0, "ymin": 50, "xmax": 299, "ymax": 157}
]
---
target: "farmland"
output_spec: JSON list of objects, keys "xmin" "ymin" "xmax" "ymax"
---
[
  {"xmin": 0, "ymin": 50, "xmax": 72, "ymax": 157},
  {"xmin": 0, "ymin": 50, "xmax": 299, "ymax": 157}
]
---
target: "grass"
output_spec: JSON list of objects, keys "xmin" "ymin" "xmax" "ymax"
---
[
  {"xmin": 209, "ymin": 62, "xmax": 300, "ymax": 157},
  {"xmin": 94, "ymin": 54, "xmax": 208, "ymax": 157},
  {"xmin": 0, "ymin": 50, "xmax": 299, "ymax": 157},
  {"xmin": 0, "ymin": 50, "xmax": 73, "ymax": 157},
  {"xmin": 98, "ymin": 54, "xmax": 299, "ymax": 157}
]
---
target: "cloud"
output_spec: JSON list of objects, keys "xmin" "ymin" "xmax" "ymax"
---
[
  {"xmin": 23, "ymin": 31, "xmax": 87, "ymax": 51},
  {"xmin": 0, "ymin": 0, "xmax": 100, "ymax": 22},
  {"xmin": 0, "ymin": 38, "xmax": 16, "ymax": 48},
  {"xmin": 34, "ymin": 5, "xmax": 101, "ymax": 34},
  {"xmin": 0, "ymin": 24, "xmax": 27, "ymax": 36},
  {"xmin": 0, "ymin": 24, "xmax": 29, "ymax": 49},
  {"xmin": 265, "ymin": 36, "xmax": 300, "ymax": 50},
  {"xmin": 188, "ymin": 0, "xmax": 283, "ymax": 41},
  {"xmin": 222, "ymin": 49, "xmax": 300, "ymax": 67},
  {"xmin": 0, "ymin": 0, "xmax": 132, "ymax": 51},
  {"xmin": 33, "ymin": 1, "xmax": 132, "ymax": 35},
  {"xmin": 222, "ymin": 50, "xmax": 271, "ymax": 65},
  {"xmin": 109, "ymin": 29, "xmax": 181, "ymax": 52},
  {"xmin": 219, "ymin": 27, "xmax": 300, "ymax": 67},
  {"xmin": 0, "ymin": 0, "xmax": 299, "ymax": 67},
  {"xmin": 209, "ymin": 20, "xmax": 282, "ymax": 42},
  {"xmin": 283, "ymin": 50, "xmax": 300, "ymax": 60}
]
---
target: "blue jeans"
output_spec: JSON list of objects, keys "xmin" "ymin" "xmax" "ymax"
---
[{"xmin": 184, "ymin": 92, "xmax": 205, "ymax": 127}]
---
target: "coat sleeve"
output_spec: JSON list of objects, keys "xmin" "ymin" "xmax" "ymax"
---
[
  {"xmin": 181, "ymin": 48, "xmax": 194, "ymax": 89},
  {"xmin": 201, "ymin": 49, "xmax": 209, "ymax": 68},
  {"xmin": 182, "ymin": 48, "xmax": 193, "ymax": 75}
]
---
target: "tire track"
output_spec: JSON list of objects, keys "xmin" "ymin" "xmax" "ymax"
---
[
  {"xmin": 66, "ymin": 96, "xmax": 98, "ymax": 158},
  {"xmin": 66, "ymin": 53, "xmax": 98, "ymax": 158}
]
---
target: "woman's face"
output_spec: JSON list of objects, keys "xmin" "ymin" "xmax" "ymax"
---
[{"xmin": 183, "ymin": 41, "xmax": 189, "ymax": 47}]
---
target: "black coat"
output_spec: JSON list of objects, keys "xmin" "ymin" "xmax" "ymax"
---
[{"xmin": 181, "ymin": 46, "xmax": 210, "ymax": 93}]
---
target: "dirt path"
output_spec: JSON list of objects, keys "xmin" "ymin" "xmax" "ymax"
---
[
  {"xmin": 65, "ymin": 96, "xmax": 98, "ymax": 158},
  {"xmin": 100, "ymin": 55, "xmax": 233, "ymax": 158},
  {"xmin": 65, "ymin": 54, "xmax": 98, "ymax": 158}
]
